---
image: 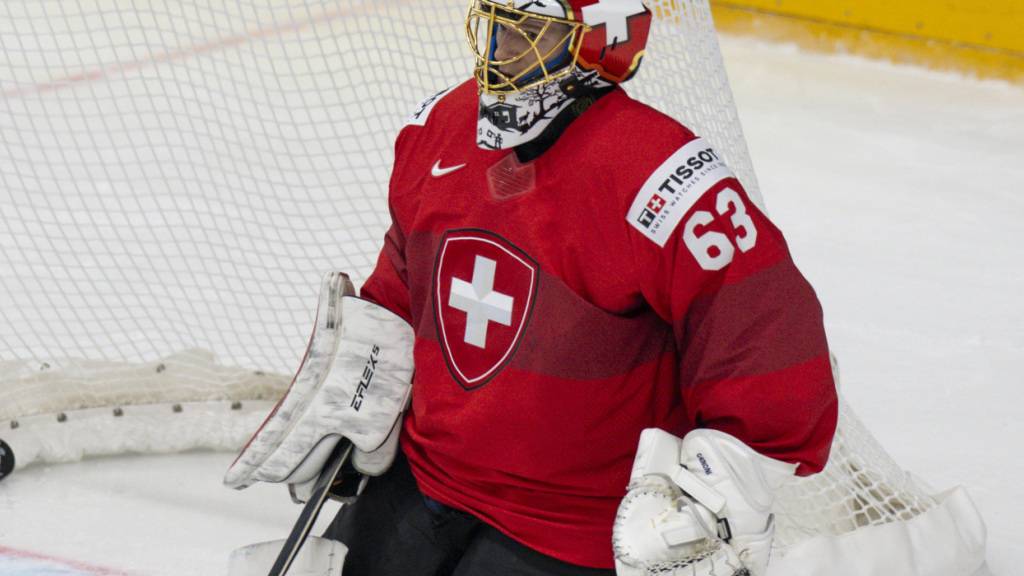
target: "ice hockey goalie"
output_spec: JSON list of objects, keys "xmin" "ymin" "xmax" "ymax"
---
[{"xmin": 226, "ymin": 1, "xmax": 987, "ymax": 575}]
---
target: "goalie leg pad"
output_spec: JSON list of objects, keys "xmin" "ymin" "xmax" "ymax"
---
[
  {"xmin": 224, "ymin": 272, "xmax": 414, "ymax": 489},
  {"xmin": 228, "ymin": 537, "xmax": 347, "ymax": 576}
]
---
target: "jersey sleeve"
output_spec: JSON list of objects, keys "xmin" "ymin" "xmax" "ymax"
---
[
  {"xmin": 626, "ymin": 137, "xmax": 838, "ymax": 475},
  {"xmin": 358, "ymin": 130, "xmax": 415, "ymax": 321},
  {"xmin": 359, "ymin": 212, "xmax": 411, "ymax": 322},
  {"xmin": 359, "ymin": 85, "xmax": 459, "ymax": 319}
]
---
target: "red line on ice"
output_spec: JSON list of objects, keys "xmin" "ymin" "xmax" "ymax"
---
[
  {"xmin": 1, "ymin": 3, "xmax": 377, "ymax": 99},
  {"xmin": 0, "ymin": 544, "xmax": 136, "ymax": 575}
]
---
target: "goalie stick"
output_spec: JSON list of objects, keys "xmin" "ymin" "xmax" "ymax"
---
[{"xmin": 267, "ymin": 439, "xmax": 354, "ymax": 576}]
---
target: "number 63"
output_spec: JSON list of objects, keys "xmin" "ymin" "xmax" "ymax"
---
[{"xmin": 683, "ymin": 187, "xmax": 757, "ymax": 271}]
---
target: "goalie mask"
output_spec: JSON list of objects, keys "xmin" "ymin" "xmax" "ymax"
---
[{"xmin": 467, "ymin": 0, "xmax": 652, "ymax": 150}]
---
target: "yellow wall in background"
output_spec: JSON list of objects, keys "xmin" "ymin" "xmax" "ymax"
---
[{"xmin": 708, "ymin": 0, "xmax": 1024, "ymax": 83}]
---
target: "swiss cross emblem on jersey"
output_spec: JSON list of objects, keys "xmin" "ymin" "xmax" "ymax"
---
[{"xmin": 433, "ymin": 229, "xmax": 539, "ymax": 390}]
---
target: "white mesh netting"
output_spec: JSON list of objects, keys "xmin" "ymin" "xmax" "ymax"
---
[
  {"xmin": 0, "ymin": 0, "xmax": 942, "ymax": 560},
  {"xmin": 0, "ymin": 0, "xmax": 760, "ymax": 421}
]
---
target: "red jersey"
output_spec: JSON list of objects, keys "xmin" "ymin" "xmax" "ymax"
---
[{"xmin": 360, "ymin": 79, "xmax": 838, "ymax": 569}]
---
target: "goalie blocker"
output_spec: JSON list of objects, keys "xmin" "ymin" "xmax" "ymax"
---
[
  {"xmin": 224, "ymin": 271, "xmax": 414, "ymax": 575},
  {"xmin": 224, "ymin": 271, "xmax": 414, "ymax": 493}
]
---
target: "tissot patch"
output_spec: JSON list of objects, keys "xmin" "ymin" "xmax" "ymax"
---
[{"xmin": 627, "ymin": 137, "xmax": 734, "ymax": 247}]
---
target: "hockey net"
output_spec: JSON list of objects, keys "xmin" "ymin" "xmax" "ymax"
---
[{"xmin": 0, "ymin": 0, "xmax": 984, "ymax": 570}]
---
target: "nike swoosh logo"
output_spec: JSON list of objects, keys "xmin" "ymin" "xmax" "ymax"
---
[{"xmin": 431, "ymin": 160, "xmax": 466, "ymax": 178}]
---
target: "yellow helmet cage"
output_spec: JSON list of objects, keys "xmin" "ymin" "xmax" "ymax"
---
[{"xmin": 466, "ymin": 0, "xmax": 591, "ymax": 96}]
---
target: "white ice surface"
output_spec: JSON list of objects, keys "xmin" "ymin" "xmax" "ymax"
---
[
  {"xmin": 0, "ymin": 452, "xmax": 342, "ymax": 575},
  {"xmin": 725, "ymin": 39, "xmax": 1023, "ymax": 576},
  {"xmin": 1, "ymin": 36, "xmax": 1022, "ymax": 576}
]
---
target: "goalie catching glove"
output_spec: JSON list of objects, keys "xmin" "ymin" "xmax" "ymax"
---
[
  {"xmin": 223, "ymin": 271, "xmax": 415, "ymax": 498},
  {"xmin": 613, "ymin": 428, "xmax": 797, "ymax": 576}
]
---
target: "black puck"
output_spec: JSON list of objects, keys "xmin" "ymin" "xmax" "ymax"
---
[{"xmin": 0, "ymin": 439, "xmax": 14, "ymax": 482}]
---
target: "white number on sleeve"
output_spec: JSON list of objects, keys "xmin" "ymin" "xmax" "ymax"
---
[
  {"xmin": 716, "ymin": 187, "xmax": 757, "ymax": 252},
  {"xmin": 683, "ymin": 211, "xmax": 735, "ymax": 272},
  {"xmin": 683, "ymin": 186, "xmax": 759, "ymax": 271}
]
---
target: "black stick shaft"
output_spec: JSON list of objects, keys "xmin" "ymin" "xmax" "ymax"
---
[{"xmin": 267, "ymin": 439, "xmax": 353, "ymax": 576}]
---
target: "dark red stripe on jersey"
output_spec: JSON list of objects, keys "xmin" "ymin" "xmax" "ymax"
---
[
  {"xmin": 684, "ymin": 355, "xmax": 838, "ymax": 475},
  {"xmin": 403, "ymin": 230, "xmax": 675, "ymax": 382},
  {"xmin": 512, "ymin": 270, "xmax": 672, "ymax": 379},
  {"xmin": 414, "ymin": 268, "xmax": 675, "ymax": 381},
  {"xmin": 679, "ymin": 258, "xmax": 831, "ymax": 386}
]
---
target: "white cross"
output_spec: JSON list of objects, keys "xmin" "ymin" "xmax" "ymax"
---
[
  {"xmin": 448, "ymin": 256, "xmax": 515, "ymax": 349},
  {"xmin": 581, "ymin": 0, "xmax": 647, "ymax": 45}
]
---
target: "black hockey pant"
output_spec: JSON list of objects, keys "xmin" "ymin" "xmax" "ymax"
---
[{"xmin": 323, "ymin": 452, "xmax": 616, "ymax": 576}]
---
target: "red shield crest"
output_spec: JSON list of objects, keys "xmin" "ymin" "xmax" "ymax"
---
[{"xmin": 433, "ymin": 229, "xmax": 539, "ymax": 390}]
